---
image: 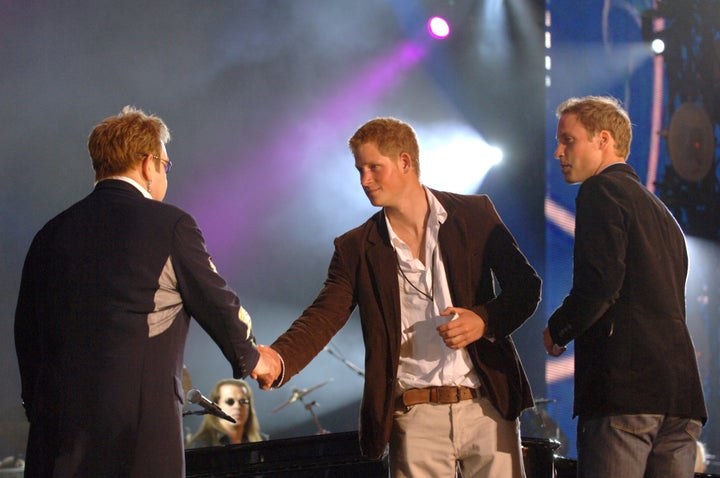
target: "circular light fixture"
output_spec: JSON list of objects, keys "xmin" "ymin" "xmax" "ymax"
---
[{"xmin": 427, "ymin": 16, "xmax": 450, "ymax": 39}]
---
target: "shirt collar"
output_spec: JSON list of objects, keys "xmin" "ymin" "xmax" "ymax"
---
[
  {"xmin": 424, "ymin": 186, "xmax": 447, "ymax": 225},
  {"xmin": 98, "ymin": 176, "xmax": 152, "ymax": 199},
  {"xmin": 385, "ymin": 186, "xmax": 447, "ymax": 249},
  {"xmin": 598, "ymin": 161, "xmax": 626, "ymax": 174}
]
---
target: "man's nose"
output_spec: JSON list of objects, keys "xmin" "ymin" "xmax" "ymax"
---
[{"xmin": 360, "ymin": 171, "xmax": 372, "ymax": 186}]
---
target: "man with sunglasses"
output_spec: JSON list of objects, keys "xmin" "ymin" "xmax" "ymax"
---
[{"xmin": 14, "ymin": 106, "xmax": 274, "ymax": 477}]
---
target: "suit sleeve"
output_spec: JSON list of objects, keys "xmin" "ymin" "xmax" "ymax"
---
[
  {"xmin": 170, "ymin": 214, "xmax": 260, "ymax": 377},
  {"xmin": 478, "ymin": 199, "xmax": 542, "ymax": 339},
  {"xmin": 14, "ymin": 235, "xmax": 42, "ymax": 417},
  {"xmin": 270, "ymin": 239, "xmax": 357, "ymax": 384},
  {"xmin": 548, "ymin": 178, "xmax": 626, "ymax": 346}
]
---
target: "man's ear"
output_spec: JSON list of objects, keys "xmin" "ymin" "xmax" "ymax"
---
[
  {"xmin": 140, "ymin": 154, "xmax": 154, "ymax": 182},
  {"xmin": 598, "ymin": 130, "xmax": 612, "ymax": 148},
  {"xmin": 399, "ymin": 152, "xmax": 413, "ymax": 172}
]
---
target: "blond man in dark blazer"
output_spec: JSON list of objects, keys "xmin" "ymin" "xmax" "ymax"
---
[
  {"xmin": 15, "ymin": 106, "xmax": 273, "ymax": 477},
  {"xmin": 545, "ymin": 96, "xmax": 707, "ymax": 478}
]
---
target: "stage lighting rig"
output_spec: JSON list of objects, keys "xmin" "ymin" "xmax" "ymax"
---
[{"xmin": 646, "ymin": 0, "xmax": 720, "ymax": 241}]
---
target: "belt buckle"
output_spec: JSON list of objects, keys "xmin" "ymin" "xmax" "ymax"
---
[{"xmin": 437, "ymin": 386, "xmax": 460, "ymax": 404}]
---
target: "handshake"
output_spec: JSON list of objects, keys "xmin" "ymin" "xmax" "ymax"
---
[{"xmin": 250, "ymin": 345, "xmax": 284, "ymax": 390}]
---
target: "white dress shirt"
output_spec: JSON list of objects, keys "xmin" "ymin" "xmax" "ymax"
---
[{"xmin": 388, "ymin": 187, "xmax": 481, "ymax": 394}]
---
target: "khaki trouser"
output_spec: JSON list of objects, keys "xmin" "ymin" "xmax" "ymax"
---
[{"xmin": 390, "ymin": 397, "xmax": 525, "ymax": 478}]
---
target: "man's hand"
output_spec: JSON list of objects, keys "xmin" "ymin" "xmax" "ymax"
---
[
  {"xmin": 436, "ymin": 307, "xmax": 486, "ymax": 349},
  {"xmin": 251, "ymin": 345, "xmax": 283, "ymax": 390},
  {"xmin": 543, "ymin": 327, "xmax": 566, "ymax": 357}
]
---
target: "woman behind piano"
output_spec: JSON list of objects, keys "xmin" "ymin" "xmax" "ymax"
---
[{"xmin": 186, "ymin": 379, "xmax": 265, "ymax": 448}]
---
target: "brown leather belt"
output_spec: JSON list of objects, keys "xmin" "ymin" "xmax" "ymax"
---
[{"xmin": 397, "ymin": 386, "xmax": 480, "ymax": 409}]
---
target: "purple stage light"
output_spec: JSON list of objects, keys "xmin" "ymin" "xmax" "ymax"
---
[
  {"xmin": 427, "ymin": 16, "xmax": 450, "ymax": 39},
  {"xmin": 177, "ymin": 41, "xmax": 427, "ymax": 271}
]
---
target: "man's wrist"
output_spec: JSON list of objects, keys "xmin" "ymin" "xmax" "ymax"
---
[{"xmin": 270, "ymin": 349, "xmax": 285, "ymax": 389}]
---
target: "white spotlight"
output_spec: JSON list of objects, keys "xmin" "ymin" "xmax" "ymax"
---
[
  {"xmin": 418, "ymin": 123, "xmax": 501, "ymax": 194},
  {"xmin": 427, "ymin": 16, "xmax": 450, "ymax": 39},
  {"xmin": 651, "ymin": 38, "xmax": 665, "ymax": 55}
]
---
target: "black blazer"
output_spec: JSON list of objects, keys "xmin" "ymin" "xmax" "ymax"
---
[
  {"xmin": 272, "ymin": 190, "xmax": 541, "ymax": 459},
  {"xmin": 548, "ymin": 163, "xmax": 707, "ymax": 421},
  {"xmin": 15, "ymin": 180, "xmax": 259, "ymax": 477}
]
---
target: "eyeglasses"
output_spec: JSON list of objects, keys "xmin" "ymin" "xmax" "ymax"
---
[
  {"xmin": 159, "ymin": 158, "xmax": 172, "ymax": 174},
  {"xmin": 224, "ymin": 398, "xmax": 250, "ymax": 407},
  {"xmin": 136, "ymin": 153, "xmax": 172, "ymax": 174}
]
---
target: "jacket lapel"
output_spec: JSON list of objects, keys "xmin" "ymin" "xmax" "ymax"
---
[
  {"xmin": 365, "ymin": 212, "xmax": 402, "ymax": 351},
  {"xmin": 434, "ymin": 192, "xmax": 471, "ymax": 307}
]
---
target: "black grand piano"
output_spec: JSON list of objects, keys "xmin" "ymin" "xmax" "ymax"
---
[
  {"xmin": 186, "ymin": 431, "xmax": 385, "ymax": 478},
  {"xmin": 185, "ymin": 432, "xmax": 561, "ymax": 478},
  {"xmin": 186, "ymin": 432, "xmax": 720, "ymax": 477}
]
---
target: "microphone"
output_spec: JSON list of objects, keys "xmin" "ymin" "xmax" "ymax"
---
[{"xmin": 186, "ymin": 389, "xmax": 236, "ymax": 423}]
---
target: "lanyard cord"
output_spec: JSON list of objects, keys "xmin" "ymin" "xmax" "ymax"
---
[{"xmin": 395, "ymin": 250, "xmax": 434, "ymax": 302}]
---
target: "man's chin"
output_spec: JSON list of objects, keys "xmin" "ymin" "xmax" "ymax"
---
[{"xmin": 366, "ymin": 196, "xmax": 383, "ymax": 207}]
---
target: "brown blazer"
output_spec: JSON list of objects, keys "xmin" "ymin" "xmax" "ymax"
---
[{"xmin": 271, "ymin": 189, "xmax": 541, "ymax": 459}]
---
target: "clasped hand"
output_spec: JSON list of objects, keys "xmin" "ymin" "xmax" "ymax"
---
[{"xmin": 251, "ymin": 345, "xmax": 283, "ymax": 390}]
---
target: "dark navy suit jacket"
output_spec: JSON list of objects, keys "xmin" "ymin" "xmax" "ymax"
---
[
  {"xmin": 15, "ymin": 179, "xmax": 259, "ymax": 477},
  {"xmin": 271, "ymin": 190, "xmax": 541, "ymax": 459},
  {"xmin": 548, "ymin": 163, "xmax": 706, "ymax": 422}
]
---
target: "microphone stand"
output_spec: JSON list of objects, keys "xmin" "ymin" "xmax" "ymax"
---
[
  {"xmin": 183, "ymin": 408, "xmax": 236, "ymax": 423},
  {"xmin": 299, "ymin": 397, "xmax": 330, "ymax": 435},
  {"xmin": 183, "ymin": 409, "xmax": 209, "ymax": 417},
  {"xmin": 272, "ymin": 381, "xmax": 332, "ymax": 435},
  {"xmin": 324, "ymin": 341, "xmax": 365, "ymax": 377}
]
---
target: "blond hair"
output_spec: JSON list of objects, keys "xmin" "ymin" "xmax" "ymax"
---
[
  {"xmin": 349, "ymin": 117, "xmax": 420, "ymax": 174},
  {"xmin": 186, "ymin": 379, "xmax": 263, "ymax": 447},
  {"xmin": 88, "ymin": 105, "xmax": 171, "ymax": 181},
  {"xmin": 556, "ymin": 96, "xmax": 632, "ymax": 159}
]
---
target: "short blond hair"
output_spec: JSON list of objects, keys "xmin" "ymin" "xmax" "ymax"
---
[
  {"xmin": 88, "ymin": 105, "xmax": 171, "ymax": 181},
  {"xmin": 556, "ymin": 96, "xmax": 632, "ymax": 159},
  {"xmin": 348, "ymin": 117, "xmax": 420, "ymax": 174}
]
